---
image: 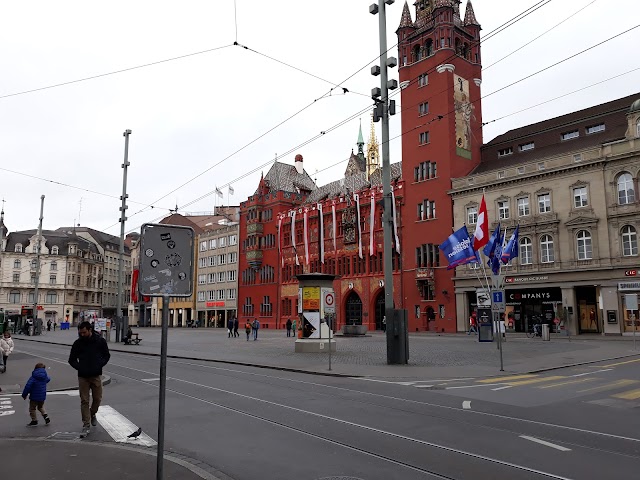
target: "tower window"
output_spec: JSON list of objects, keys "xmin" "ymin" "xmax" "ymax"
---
[
  {"xmin": 419, "ymin": 132, "xmax": 430, "ymax": 145},
  {"xmin": 425, "ymin": 39, "xmax": 433, "ymax": 57},
  {"xmin": 418, "ymin": 73, "xmax": 428, "ymax": 87},
  {"xmin": 418, "ymin": 102, "xmax": 429, "ymax": 116}
]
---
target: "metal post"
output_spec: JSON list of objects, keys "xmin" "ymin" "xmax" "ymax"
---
[
  {"xmin": 328, "ymin": 315, "xmax": 332, "ymax": 371},
  {"xmin": 157, "ymin": 294, "xmax": 169, "ymax": 480},
  {"xmin": 32, "ymin": 196, "xmax": 45, "ymax": 335},
  {"xmin": 495, "ymin": 312, "xmax": 504, "ymax": 371},
  {"xmin": 116, "ymin": 129, "xmax": 132, "ymax": 343},
  {"xmin": 373, "ymin": 0, "xmax": 404, "ymax": 364}
]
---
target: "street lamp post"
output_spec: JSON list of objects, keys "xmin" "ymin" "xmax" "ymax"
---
[{"xmin": 370, "ymin": 0, "xmax": 408, "ymax": 364}]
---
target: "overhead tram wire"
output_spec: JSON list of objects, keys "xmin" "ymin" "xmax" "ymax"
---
[
  {"xmin": 109, "ymin": 0, "xmax": 564, "ymax": 232},
  {"xmin": 0, "ymin": 166, "xmax": 174, "ymax": 212},
  {"xmin": 0, "ymin": 44, "xmax": 234, "ymax": 101},
  {"xmin": 127, "ymin": 0, "xmax": 556, "ymax": 221},
  {"xmin": 118, "ymin": 5, "xmax": 615, "ymax": 233}
]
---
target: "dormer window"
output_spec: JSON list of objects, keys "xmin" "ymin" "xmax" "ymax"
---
[
  {"xmin": 51, "ymin": 246, "xmax": 59, "ymax": 255},
  {"xmin": 561, "ymin": 130, "xmax": 579, "ymax": 141},
  {"xmin": 498, "ymin": 147, "xmax": 513, "ymax": 157},
  {"xmin": 15, "ymin": 243, "xmax": 22, "ymax": 253},
  {"xmin": 585, "ymin": 123, "xmax": 605, "ymax": 134},
  {"xmin": 519, "ymin": 142, "xmax": 534, "ymax": 152}
]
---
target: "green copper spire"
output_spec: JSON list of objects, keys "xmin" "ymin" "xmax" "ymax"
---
[{"xmin": 357, "ymin": 118, "xmax": 365, "ymax": 157}]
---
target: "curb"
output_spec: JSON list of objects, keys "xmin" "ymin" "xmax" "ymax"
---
[
  {"xmin": 15, "ymin": 336, "xmax": 640, "ymax": 380},
  {"xmin": 1, "ymin": 437, "xmax": 230, "ymax": 480}
]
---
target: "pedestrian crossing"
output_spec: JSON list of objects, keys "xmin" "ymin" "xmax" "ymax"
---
[{"xmin": 361, "ymin": 370, "xmax": 640, "ymax": 405}]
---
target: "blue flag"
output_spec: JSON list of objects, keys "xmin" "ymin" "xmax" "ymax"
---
[
  {"xmin": 490, "ymin": 232, "xmax": 504, "ymax": 275},
  {"xmin": 440, "ymin": 226, "xmax": 479, "ymax": 270},
  {"xmin": 483, "ymin": 224, "xmax": 501, "ymax": 258},
  {"xmin": 501, "ymin": 225, "xmax": 520, "ymax": 264}
]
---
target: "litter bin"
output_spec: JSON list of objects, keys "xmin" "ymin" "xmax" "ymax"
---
[
  {"xmin": 478, "ymin": 323, "xmax": 493, "ymax": 342},
  {"xmin": 542, "ymin": 323, "xmax": 550, "ymax": 341}
]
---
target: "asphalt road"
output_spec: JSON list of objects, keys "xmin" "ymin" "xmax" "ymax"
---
[{"xmin": 8, "ymin": 341, "xmax": 640, "ymax": 480}]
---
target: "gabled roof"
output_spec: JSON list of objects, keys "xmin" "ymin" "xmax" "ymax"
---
[
  {"xmin": 475, "ymin": 93, "xmax": 639, "ymax": 174},
  {"xmin": 259, "ymin": 161, "xmax": 316, "ymax": 195},
  {"xmin": 306, "ymin": 162, "xmax": 402, "ymax": 204}
]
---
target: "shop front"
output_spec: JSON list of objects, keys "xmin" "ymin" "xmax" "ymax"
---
[
  {"xmin": 506, "ymin": 287, "xmax": 563, "ymax": 333},
  {"xmin": 619, "ymin": 281, "xmax": 640, "ymax": 335}
]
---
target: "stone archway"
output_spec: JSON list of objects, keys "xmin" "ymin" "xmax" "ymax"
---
[{"xmin": 345, "ymin": 291, "xmax": 363, "ymax": 326}]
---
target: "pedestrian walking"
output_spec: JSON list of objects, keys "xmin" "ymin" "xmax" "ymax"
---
[
  {"xmin": 245, "ymin": 320, "xmax": 252, "ymax": 341},
  {"xmin": 227, "ymin": 317, "xmax": 234, "ymax": 338},
  {"xmin": 47, "ymin": 320, "xmax": 52, "ymax": 332},
  {"xmin": 292, "ymin": 318, "xmax": 297, "ymax": 339},
  {"xmin": 286, "ymin": 318, "xmax": 292, "ymax": 337},
  {"xmin": 68, "ymin": 320, "xmax": 110, "ymax": 437},
  {"xmin": 1, "ymin": 332, "xmax": 15, "ymax": 372},
  {"xmin": 22, "ymin": 362, "xmax": 51, "ymax": 427},
  {"xmin": 53, "ymin": 322, "xmax": 57, "ymax": 331},
  {"xmin": 252, "ymin": 318, "xmax": 260, "ymax": 340},
  {"xmin": 233, "ymin": 317, "xmax": 239, "ymax": 338},
  {"xmin": 467, "ymin": 312, "xmax": 478, "ymax": 335},
  {"xmin": 382, "ymin": 316, "xmax": 386, "ymax": 332}
]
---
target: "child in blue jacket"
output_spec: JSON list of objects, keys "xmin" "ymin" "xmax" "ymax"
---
[{"xmin": 22, "ymin": 362, "xmax": 51, "ymax": 427}]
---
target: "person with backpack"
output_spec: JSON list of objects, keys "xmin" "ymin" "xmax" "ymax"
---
[
  {"xmin": 227, "ymin": 317, "xmax": 234, "ymax": 338},
  {"xmin": 233, "ymin": 317, "xmax": 239, "ymax": 338},
  {"xmin": 245, "ymin": 320, "xmax": 252, "ymax": 341},
  {"xmin": 252, "ymin": 318, "xmax": 260, "ymax": 341}
]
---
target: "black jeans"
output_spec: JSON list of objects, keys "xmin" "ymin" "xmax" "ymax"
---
[{"xmin": 2, "ymin": 355, "xmax": 7, "ymax": 370}]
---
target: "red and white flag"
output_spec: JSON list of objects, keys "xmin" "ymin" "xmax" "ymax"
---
[
  {"xmin": 354, "ymin": 193, "xmax": 363, "ymax": 259},
  {"xmin": 331, "ymin": 201, "xmax": 337, "ymax": 252},
  {"xmin": 369, "ymin": 191, "xmax": 376, "ymax": 256},
  {"xmin": 277, "ymin": 214, "xmax": 284, "ymax": 267},
  {"xmin": 472, "ymin": 195, "xmax": 489, "ymax": 251},
  {"xmin": 317, "ymin": 203, "xmax": 325, "ymax": 264},
  {"xmin": 303, "ymin": 207, "xmax": 310, "ymax": 265},
  {"xmin": 291, "ymin": 209, "xmax": 299, "ymax": 266}
]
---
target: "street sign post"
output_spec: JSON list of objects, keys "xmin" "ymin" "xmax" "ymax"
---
[
  {"xmin": 139, "ymin": 223, "xmax": 194, "ymax": 480},
  {"xmin": 491, "ymin": 289, "xmax": 506, "ymax": 371}
]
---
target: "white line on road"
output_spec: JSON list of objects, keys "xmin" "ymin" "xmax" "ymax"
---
[
  {"xmin": 2, "ymin": 390, "xmax": 79, "ymax": 397},
  {"xmin": 446, "ymin": 383, "xmax": 505, "ymax": 389},
  {"xmin": 491, "ymin": 386, "xmax": 514, "ymax": 391},
  {"xmin": 462, "ymin": 401, "xmax": 471, "ymax": 409},
  {"xmin": 571, "ymin": 369, "xmax": 613, "ymax": 377},
  {"xmin": 22, "ymin": 348, "xmax": 640, "ymax": 445},
  {"xmin": 141, "ymin": 378, "xmax": 161, "ymax": 382},
  {"xmin": 96, "ymin": 405, "xmax": 157, "ymax": 447},
  {"xmin": 413, "ymin": 385, "xmax": 434, "ymax": 389},
  {"xmin": 519, "ymin": 435, "xmax": 571, "ymax": 452}
]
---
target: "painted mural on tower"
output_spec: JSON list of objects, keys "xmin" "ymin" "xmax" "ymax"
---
[{"xmin": 454, "ymin": 74, "xmax": 474, "ymax": 159}]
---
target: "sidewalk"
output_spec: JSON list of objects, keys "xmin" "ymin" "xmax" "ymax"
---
[
  {"xmin": 0, "ymin": 438, "xmax": 219, "ymax": 479},
  {"xmin": 14, "ymin": 328, "xmax": 640, "ymax": 380}
]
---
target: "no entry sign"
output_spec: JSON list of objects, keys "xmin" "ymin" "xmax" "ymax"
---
[{"xmin": 322, "ymin": 288, "xmax": 335, "ymax": 314}]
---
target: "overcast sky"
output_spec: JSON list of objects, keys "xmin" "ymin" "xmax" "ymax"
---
[{"xmin": 1, "ymin": 0, "xmax": 638, "ymax": 236}]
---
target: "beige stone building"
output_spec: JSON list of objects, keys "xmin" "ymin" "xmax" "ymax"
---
[
  {"xmin": 451, "ymin": 93, "xmax": 640, "ymax": 335},
  {"xmin": 195, "ymin": 223, "xmax": 239, "ymax": 327}
]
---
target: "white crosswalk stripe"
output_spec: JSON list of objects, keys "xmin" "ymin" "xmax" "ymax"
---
[{"xmin": 96, "ymin": 405, "xmax": 156, "ymax": 447}]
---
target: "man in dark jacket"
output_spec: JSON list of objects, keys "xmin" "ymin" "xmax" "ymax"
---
[{"xmin": 68, "ymin": 321, "xmax": 110, "ymax": 436}]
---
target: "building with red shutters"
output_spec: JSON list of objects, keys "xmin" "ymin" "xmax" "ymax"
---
[{"xmin": 238, "ymin": 1, "xmax": 483, "ymax": 333}]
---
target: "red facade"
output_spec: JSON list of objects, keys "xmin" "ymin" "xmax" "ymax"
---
[
  {"xmin": 238, "ymin": 1, "xmax": 483, "ymax": 332},
  {"xmin": 396, "ymin": 0, "xmax": 482, "ymax": 332}
]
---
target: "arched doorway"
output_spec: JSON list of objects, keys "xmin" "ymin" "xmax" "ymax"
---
[
  {"xmin": 345, "ymin": 291, "xmax": 363, "ymax": 326},
  {"xmin": 374, "ymin": 289, "xmax": 385, "ymax": 330}
]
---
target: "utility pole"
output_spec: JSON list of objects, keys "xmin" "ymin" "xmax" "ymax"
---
[
  {"xmin": 33, "ymin": 195, "xmax": 45, "ymax": 335},
  {"xmin": 116, "ymin": 130, "xmax": 132, "ymax": 343},
  {"xmin": 370, "ymin": 0, "xmax": 408, "ymax": 364}
]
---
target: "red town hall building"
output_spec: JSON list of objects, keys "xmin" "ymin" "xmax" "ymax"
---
[{"xmin": 238, "ymin": 0, "xmax": 483, "ymax": 332}]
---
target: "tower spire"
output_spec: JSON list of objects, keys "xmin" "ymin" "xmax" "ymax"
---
[
  {"xmin": 357, "ymin": 118, "xmax": 365, "ymax": 157},
  {"xmin": 366, "ymin": 113, "xmax": 380, "ymax": 179},
  {"xmin": 464, "ymin": 0, "xmax": 480, "ymax": 26},
  {"xmin": 398, "ymin": 1, "xmax": 414, "ymax": 29}
]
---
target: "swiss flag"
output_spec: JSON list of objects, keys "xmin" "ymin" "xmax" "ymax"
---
[{"xmin": 472, "ymin": 195, "xmax": 489, "ymax": 251}]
